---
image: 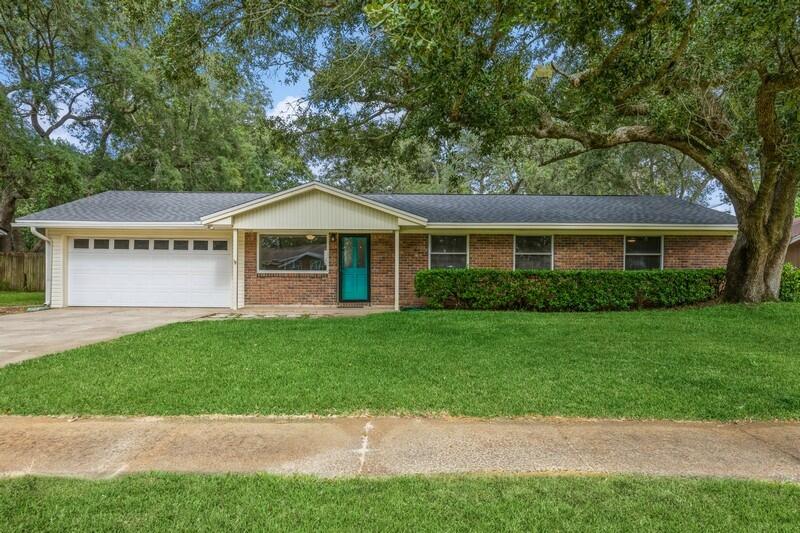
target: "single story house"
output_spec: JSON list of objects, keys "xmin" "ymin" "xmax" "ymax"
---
[
  {"xmin": 786, "ymin": 219, "xmax": 800, "ymax": 267},
  {"xmin": 14, "ymin": 181, "xmax": 737, "ymax": 310}
]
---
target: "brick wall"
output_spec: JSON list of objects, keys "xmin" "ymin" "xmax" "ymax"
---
[
  {"xmin": 370, "ymin": 233, "xmax": 395, "ymax": 306},
  {"xmin": 244, "ymin": 232, "xmax": 339, "ymax": 305},
  {"xmin": 663, "ymin": 235, "xmax": 733, "ymax": 269},
  {"xmin": 244, "ymin": 231, "xmax": 734, "ymax": 306},
  {"xmin": 554, "ymin": 235, "xmax": 624, "ymax": 270},
  {"xmin": 244, "ymin": 232, "xmax": 399, "ymax": 306},
  {"xmin": 399, "ymin": 234, "xmax": 428, "ymax": 307},
  {"xmin": 469, "ymin": 234, "xmax": 513, "ymax": 269}
]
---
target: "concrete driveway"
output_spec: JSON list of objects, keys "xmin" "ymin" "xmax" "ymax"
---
[{"xmin": 0, "ymin": 307, "xmax": 217, "ymax": 367}]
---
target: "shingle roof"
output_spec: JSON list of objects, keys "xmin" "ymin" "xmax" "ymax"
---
[
  {"xmin": 363, "ymin": 193, "xmax": 737, "ymax": 225},
  {"xmin": 16, "ymin": 191, "xmax": 270, "ymax": 223},
  {"xmin": 16, "ymin": 189, "xmax": 737, "ymax": 226}
]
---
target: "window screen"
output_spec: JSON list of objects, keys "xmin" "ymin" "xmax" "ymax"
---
[{"xmin": 430, "ymin": 235, "xmax": 467, "ymax": 269}]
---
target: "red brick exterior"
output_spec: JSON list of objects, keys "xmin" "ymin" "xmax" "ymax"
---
[
  {"xmin": 244, "ymin": 232, "xmax": 397, "ymax": 306},
  {"xmin": 244, "ymin": 232, "xmax": 339, "ymax": 305},
  {"xmin": 663, "ymin": 235, "xmax": 733, "ymax": 269},
  {"xmin": 370, "ymin": 233, "xmax": 395, "ymax": 306},
  {"xmin": 554, "ymin": 235, "xmax": 624, "ymax": 270},
  {"xmin": 244, "ymin": 231, "xmax": 733, "ymax": 307},
  {"xmin": 469, "ymin": 234, "xmax": 513, "ymax": 269},
  {"xmin": 399, "ymin": 234, "xmax": 428, "ymax": 307}
]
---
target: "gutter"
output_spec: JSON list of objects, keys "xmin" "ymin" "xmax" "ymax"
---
[{"xmin": 29, "ymin": 227, "xmax": 52, "ymax": 307}]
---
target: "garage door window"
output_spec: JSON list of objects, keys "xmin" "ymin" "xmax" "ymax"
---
[
  {"xmin": 114, "ymin": 239, "xmax": 129, "ymax": 250},
  {"xmin": 173, "ymin": 240, "xmax": 188, "ymax": 250},
  {"xmin": 193, "ymin": 240, "xmax": 209, "ymax": 251},
  {"xmin": 213, "ymin": 240, "xmax": 228, "ymax": 251},
  {"xmin": 73, "ymin": 238, "xmax": 89, "ymax": 249},
  {"xmin": 134, "ymin": 239, "xmax": 149, "ymax": 250},
  {"xmin": 93, "ymin": 239, "xmax": 109, "ymax": 249},
  {"xmin": 154, "ymin": 240, "xmax": 169, "ymax": 250}
]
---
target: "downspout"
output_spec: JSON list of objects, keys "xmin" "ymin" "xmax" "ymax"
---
[{"xmin": 30, "ymin": 227, "xmax": 51, "ymax": 307}]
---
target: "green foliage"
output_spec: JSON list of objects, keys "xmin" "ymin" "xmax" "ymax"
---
[
  {"xmin": 415, "ymin": 269, "xmax": 727, "ymax": 311},
  {"xmin": 780, "ymin": 264, "xmax": 800, "ymax": 302}
]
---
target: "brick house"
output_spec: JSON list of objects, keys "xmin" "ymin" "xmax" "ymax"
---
[
  {"xmin": 14, "ymin": 182, "xmax": 737, "ymax": 309},
  {"xmin": 787, "ymin": 219, "xmax": 800, "ymax": 267}
]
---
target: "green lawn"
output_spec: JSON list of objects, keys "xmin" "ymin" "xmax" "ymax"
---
[
  {"xmin": 1, "ymin": 304, "xmax": 799, "ymax": 419},
  {"xmin": 0, "ymin": 291, "xmax": 44, "ymax": 307},
  {"xmin": 1, "ymin": 474, "xmax": 797, "ymax": 532}
]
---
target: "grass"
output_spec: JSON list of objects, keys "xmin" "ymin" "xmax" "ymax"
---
[
  {"xmin": 1, "ymin": 474, "xmax": 798, "ymax": 532},
  {"xmin": 1, "ymin": 303, "xmax": 799, "ymax": 420},
  {"xmin": 0, "ymin": 290, "xmax": 44, "ymax": 307}
]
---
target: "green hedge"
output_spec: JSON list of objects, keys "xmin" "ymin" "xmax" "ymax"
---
[
  {"xmin": 415, "ymin": 268, "xmax": 727, "ymax": 311},
  {"xmin": 416, "ymin": 266, "xmax": 800, "ymax": 311},
  {"xmin": 781, "ymin": 263, "xmax": 800, "ymax": 302}
]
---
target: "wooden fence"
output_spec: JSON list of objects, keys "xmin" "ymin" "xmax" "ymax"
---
[{"xmin": 0, "ymin": 252, "xmax": 45, "ymax": 291}]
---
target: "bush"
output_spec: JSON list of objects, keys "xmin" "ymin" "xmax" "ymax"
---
[
  {"xmin": 415, "ymin": 268, "xmax": 727, "ymax": 311},
  {"xmin": 781, "ymin": 263, "xmax": 800, "ymax": 302}
]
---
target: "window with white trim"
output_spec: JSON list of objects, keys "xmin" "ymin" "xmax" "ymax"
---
[
  {"xmin": 514, "ymin": 236, "xmax": 552, "ymax": 270},
  {"xmin": 624, "ymin": 236, "xmax": 663, "ymax": 270},
  {"xmin": 258, "ymin": 234, "xmax": 328, "ymax": 272},
  {"xmin": 429, "ymin": 235, "xmax": 468, "ymax": 269}
]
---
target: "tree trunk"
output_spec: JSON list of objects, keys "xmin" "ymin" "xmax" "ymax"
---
[
  {"xmin": 723, "ymin": 190, "xmax": 795, "ymax": 303},
  {"xmin": 0, "ymin": 187, "xmax": 18, "ymax": 252}
]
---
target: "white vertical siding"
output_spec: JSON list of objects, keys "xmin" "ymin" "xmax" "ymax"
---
[
  {"xmin": 237, "ymin": 230, "xmax": 245, "ymax": 308},
  {"xmin": 233, "ymin": 189, "xmax": 399, "ymax": 230},
  {"xmin": 50, "ymin": 234, "xmax": 66, "ymax": 308}
]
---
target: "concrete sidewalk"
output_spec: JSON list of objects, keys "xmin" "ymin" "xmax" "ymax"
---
[{"xmin": 1, "ymin": 416, "xmax": 799, "ymax": 481}]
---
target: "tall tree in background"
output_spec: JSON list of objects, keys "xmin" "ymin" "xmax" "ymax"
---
[
  {"xmin": 0, "ymin": 0, "xmax": 310, "ymax": 250},
  {"xmin": 0, "ymin": 0, "xmax": 119, "ymax": 250}
]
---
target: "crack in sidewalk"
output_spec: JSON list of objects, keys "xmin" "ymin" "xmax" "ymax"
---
[{"xmin": 356, "ymin": 421, "xmax": 374, "ymax": 474}]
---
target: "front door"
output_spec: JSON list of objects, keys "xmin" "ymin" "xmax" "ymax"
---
[{"xmin": 340, "ymin": 235, "xmax": 369, "ymax": 302}]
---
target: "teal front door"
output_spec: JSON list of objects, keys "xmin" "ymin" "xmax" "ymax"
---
[{"xmin": 340, "ymin": 235, "xmax": 369, "ymax": 302}]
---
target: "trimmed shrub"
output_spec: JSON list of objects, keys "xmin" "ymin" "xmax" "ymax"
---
[
  {"xmin": 781, "ymin": 263, "xmax": 800, "ymax": 302},
  {"xmin": 415, "ymin": 269, "xmax": 727, "ymax": 311}
]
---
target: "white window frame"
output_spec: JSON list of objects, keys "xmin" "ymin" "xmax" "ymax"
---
[
  {"xmin": 428, "ymin": 234, "xmax": 470, "ymax": 269},
  {"xmin": 623, "ymin": 235, "xmax": 664, "ymax": 270},
  {"xmin": 513, "ymin": 235, "xmax": 554, "ymax": 271},
  {"xmin": 257, "ymin": 233, "xmax": 330, "ymax": 274},
  {"xmin": 71, "ymin": 237, "xmax": 229, "ymax": 254}
]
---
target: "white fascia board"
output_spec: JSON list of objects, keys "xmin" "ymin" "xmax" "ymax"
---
[
  {"xmin": 200, "ymin": 181, "xmax": 428, "ymax": 226},
  {"xmin": 12, "ymin": 220, "xmax": 205, "ymax": 230},
  {"xmin": 424, "ymin": 222, "xmax": 738, "ymax": 232}
]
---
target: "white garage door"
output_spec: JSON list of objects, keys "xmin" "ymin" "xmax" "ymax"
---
[{"xmin": 68, "ymin": 237, "xmax": 231, "ymax": 307}]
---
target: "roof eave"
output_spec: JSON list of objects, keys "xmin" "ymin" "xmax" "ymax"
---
[
  {"xmin": 12, "ymin": 220, "xmax": 206, "ymax": 230},
  {"xmin": 424, "ymin": 222, "xmax": 738, "ymax": 232}
]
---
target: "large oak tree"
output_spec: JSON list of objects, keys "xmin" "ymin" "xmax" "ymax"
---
[
  {"xmin": 162, "ymin": 0, "xmax": 799, "ymax": 302},
  {"xmin": 345, "ymin": 0, "xmax": 800, "ymax": 302}
]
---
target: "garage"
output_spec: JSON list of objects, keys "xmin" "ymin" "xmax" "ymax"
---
[{"xmin": 68, "ymin": 237, "xmax": 231, "ymax": 307}]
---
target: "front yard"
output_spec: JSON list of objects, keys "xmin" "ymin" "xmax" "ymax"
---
[
  {"xmin": 2, "ymin": 474, "xmax": 798, "ymax": 532},
  {"xmin": 1, "ymin": 303, "xmax": 799, "ymax": 420}
]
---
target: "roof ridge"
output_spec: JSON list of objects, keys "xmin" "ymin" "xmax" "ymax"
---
[{"xmin": 362, "ymin": 192, "xmax": 681, "ymax": 198}]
